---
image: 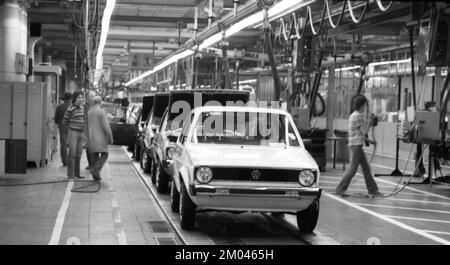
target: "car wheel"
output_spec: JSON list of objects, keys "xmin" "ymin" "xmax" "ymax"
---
[
  {"xmin": 150, "ymin": 159, "xmax": 157, "ymax": 184},
  {"xmin": 170, "ymin": 180, "xmax": 180, "ymax": 213},
  {"xmin": 134, "ymin": 142, "xmax": 141, "ymax": 161},
  {"xmin": 156, "ymin": 160, "xmax": 169, "ymax": 193},
  {"xmin": 179, "ymin": 182, "xmax": 195, "ymax": 230},
  {"xmin": 141, "ymin": 150, "xmax": 152, "ymax": 173},
  {"xmin": 139, "ymin": 149, "xmax": 144, "ymax": 169},
  {"xmin": 296, "ymin": 199, "xmax": 320, "ymax": 233}
]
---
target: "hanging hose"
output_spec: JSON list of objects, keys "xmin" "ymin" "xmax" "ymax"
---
[
  {"xmin": 381, "ymin": 144, "xmax": 429, "ymax": 198},
  {"xmin": 0, "ymin": 178, "xmax": 101, "ymax": 193},
  {"xmin": 325, "ymin": 0, "xmax": 346, "ymax": 29},
  {"xmin": 307, "ymin": 3, "xmax": 326, "ymax": 36},
  {"xmin": 0, "ymin": 179, "xmax": 70, "ymax": 187},
  {"xmin": 375, "ymin": 0, "xmax": 393, "ymax": 12},
  {"xmin": 277, "ymin": 0, "xmax": 388, "ymax": 40},
  {"xmin": 347, "ymin": 0, "xmax": 369, "ymax": 24},
  {"xmin": 277, "ymin": 17, "xmax": 290, "ymax": 45}
]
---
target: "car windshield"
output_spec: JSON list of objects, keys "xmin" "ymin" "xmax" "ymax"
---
[{"xmin": 192, "ymin": 111, "xmax": 301, "ymax": 147}]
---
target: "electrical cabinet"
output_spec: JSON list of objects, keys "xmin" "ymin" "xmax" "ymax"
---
[{"xmin": 0, "ymin": 82, "xmax": 54, "ymax": 168}]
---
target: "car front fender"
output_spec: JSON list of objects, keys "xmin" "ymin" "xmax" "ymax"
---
[{"xmin": 178, "ymin": 166, "xmax": 190, "ymax": 191}]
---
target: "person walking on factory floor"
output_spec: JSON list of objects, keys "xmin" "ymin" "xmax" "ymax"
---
[
  {"xmin": 84, "ymin": 90, "xmax": 97, "ymax": 170},
  {"xmin": 54, "ymin": 92, "xmax": 72, "ymax": 167},
  {"xmin": 63, "ymin": 91, "xmax": 86, "ymax": 179},
  {"xmin": 87, "ymin": 96, "xmax": 113, "ymax": 181},
  {"xmin": 335, "ymin": 95, "xmax": 383, "ymax": 197}
]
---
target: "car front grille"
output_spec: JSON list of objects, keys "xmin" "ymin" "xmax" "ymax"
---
[{"xmin": 210, "ymin": 167, "xmax": 300, "ymax": 182}]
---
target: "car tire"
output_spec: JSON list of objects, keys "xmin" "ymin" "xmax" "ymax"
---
[
  {"xmin": 150, "ymin": 158, "xmax": 157, "ymax": 184},
  {"xmin": 296, "ymin": 199, "xmax": 320, "ymax": 233},
  {"xmin": 139, "ymin": 148, "xmax": 144, "ymax": 169},
  {"xmin": 156, "ymin": 160, "xmax": 169, "ymax": 193},
  {"xmin": 134, "ymin": 142, "xmax": 141, "ymax": 162},
  {"xmin": 141, "ymin": 150, "xmax": 152, "ymax": 173},
  {"xmin": 179, "ymin": 182, "xmax": 195, "ymax": 230},
  {"xmin": 170, "ymin": 180, "xmax": 180, "ymax": 213}
]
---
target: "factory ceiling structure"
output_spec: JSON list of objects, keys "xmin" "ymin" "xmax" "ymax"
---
[{"xmin": 25, "ymin": 0, "xmax": 432, "ymax": 88}]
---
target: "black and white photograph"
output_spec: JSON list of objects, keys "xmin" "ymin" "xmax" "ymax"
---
[{"xmin": 1, "ymin": 0, "xmax": 450, "ymax": 254}]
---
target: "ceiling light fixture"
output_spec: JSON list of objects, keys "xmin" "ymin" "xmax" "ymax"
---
[
  {"xmin": 95, "ymin": 0, "xmax": 116, "ymax": 71},
  {"xmin": 125, "ymin": 0, "xmax": 311, "ymax": 87}
]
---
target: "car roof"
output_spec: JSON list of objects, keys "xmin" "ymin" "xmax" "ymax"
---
[
  {"xmin": 192, "ymin": 106, "xmax": 290, "ymax": 115},
  {"xmin": 169, "ymin": 89, "xmax": 249, "ymax": 95},
  {"xmin": 154, "ymin": 92, "xmax": 170, "ymax": 97}
]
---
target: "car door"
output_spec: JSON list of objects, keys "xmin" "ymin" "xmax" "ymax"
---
[
  {"xmin": 173, "ymin": 113, "xmax": 193, "ymax": 189},
  {"xmin": 109, "ymin": 104, "xmax": 136, "ymax": 146},
  {"xmin": 154, "ymin": 109, "xmax": 168, "ymax": 161}
]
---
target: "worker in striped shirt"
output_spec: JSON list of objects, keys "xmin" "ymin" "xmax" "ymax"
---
[
  {"xmin": 63, "ymin": 90, "xmax": 86, "ymax": 179},
  {"xmin": 335, "ymin": 95, "xmax": 382, "ymax": 197}
]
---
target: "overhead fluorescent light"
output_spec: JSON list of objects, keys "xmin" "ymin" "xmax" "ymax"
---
[
  {"xmin": 369, "ymin": 58, "xmax": 411, "ymax": 66},
  {"xmin": 125, "ymin": 0, "xmax": 312, "ymax": 87},
  {"xmin": 95, "ymin": 0, "xmax": 116, "ymax": 71},
  {"xmin": 125, "ymin": 49, "xmax": 194, "ymax": 86}
]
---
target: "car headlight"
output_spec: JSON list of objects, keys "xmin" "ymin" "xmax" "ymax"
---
[
  {"xmin": 298, "ymin": 170, "xmax": 316, "ymax": 187},
  {"xmin": 195, "ymin": 167, "xmax": 213, "ymax": 184},
  {"xmin": 166, "ymin": 147, "xmax": 174, "ymax": 159}
]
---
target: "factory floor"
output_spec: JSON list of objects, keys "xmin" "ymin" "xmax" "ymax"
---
[{"xmin": 0, "ymin": 146, "xmax": 450, "ymax": 245}]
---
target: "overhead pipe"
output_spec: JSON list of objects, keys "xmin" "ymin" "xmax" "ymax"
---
[{"xmin": 208, "ymin": 0, "xmax": 213, "ymax": 28}]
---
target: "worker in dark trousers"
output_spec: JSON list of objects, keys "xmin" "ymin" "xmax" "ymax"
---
[
  {"xmin": 84, "ymin": 90, "xmax": 97, "ymax": 170},
  {"xmin": 87, "ymin": 96, "xmax": 113, "ymax": 181},
  {"xmin": 54, "ymin": 92, "xmax": 72, "ymax": 167},
  {"xmin": 335, "ymin": 95, "xmax": 382, "ymax": 197},
  {"xmin": 63, "ymin": 91, "xmax": 86, "ymax": 179}
]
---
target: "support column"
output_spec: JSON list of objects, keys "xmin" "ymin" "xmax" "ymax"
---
[
  {"xmin": 435, "ymin": 67, "xmax": 443, "ymax": 108},
  {"xmin": 0, "ymin": 0, "xmax": 28, "ymax": 82},
  {"xmin": 326, "ymin": 65, "xmax": 336, "ymax": 160}
]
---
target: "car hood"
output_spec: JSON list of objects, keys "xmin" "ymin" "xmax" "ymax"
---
[{"xmin": 187, "ymin": 145, "xmax": 318, "ymax": 170}]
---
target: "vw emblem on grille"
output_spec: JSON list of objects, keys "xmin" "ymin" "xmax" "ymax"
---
[{"xmin": 250, "ymin": 170, "xmax": 261, "ymax": 181}]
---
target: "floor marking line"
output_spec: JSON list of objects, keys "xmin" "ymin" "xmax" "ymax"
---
[
  {"xmin": 320, "ymin": 180, "xmax": 392, "ymax": 188},
  {"xmin": 385, "ymin": 197, "xmax": 450, "ymax": 206},
  {"xmin": 421, "ymin": 230, "xmax": 450, "ymax": 236},
  {"xmin": 323, "ymin": 192, "xmax": 450, "ymax": 245},
  {"xmin": 323, "ymin": 172, "xmax": 450, "ymax": 201},
  {"xmin": 356, "ymin": 203, "xmax": 450, "ymax": 214},
  {"xmin": 384, "ymin": 215, "xmax": 450, "ymax": 224},
  {"xmin": 366, "ymin": 151, "xmax": 450, "ymax": 171},
  {"xmin": 49, "ymin": 181, "xmax": 74, "ymax": 245},
  {"xmin": 319, "ymin": 186, "xmax": 420, "ymax": 196},
  {"xmin": 105, "ymin": 163, "xmax": 127, "ymax": 245}
]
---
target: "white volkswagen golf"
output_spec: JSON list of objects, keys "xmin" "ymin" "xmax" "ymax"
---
[{"xmin": 170, "ymin": 106, "xmax": 321, "ymax": 232}]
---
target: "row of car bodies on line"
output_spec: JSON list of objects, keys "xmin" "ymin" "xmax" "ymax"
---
[{"xmin": 119, "ymin": 89, "xmax": 322, "ymax": 232}]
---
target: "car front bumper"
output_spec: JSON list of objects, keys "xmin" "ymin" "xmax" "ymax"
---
[{"xmin": 189, "ymin": 184, "xmax": 321, "ymax": 213}]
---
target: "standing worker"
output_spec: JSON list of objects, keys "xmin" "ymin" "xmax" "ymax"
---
[
  {"xmin": 335, "ymin": 95, "xmax": 383, "ymax": 197},
  {"xmin": 63, "ymin": 91, "xmax": 86, "ymax": 179},
  {"xmin": 415, "ymin": 101, "xmax": 441, "ymax": 184},
  {"xmin": 87, "ymin": 96, "xmax": 113, "ymax": 181},
  {"xmin": 54, "ymin": 92, "xmax": 72, "ymax": 167},
  {"xmin": 84, "ymin": 90, "xmax": 97, "ymax": 170}
]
